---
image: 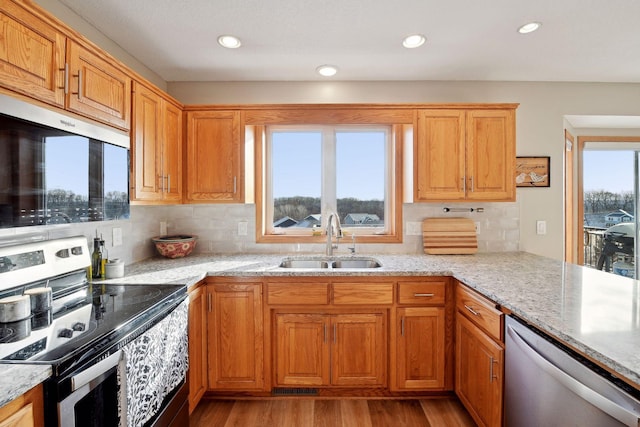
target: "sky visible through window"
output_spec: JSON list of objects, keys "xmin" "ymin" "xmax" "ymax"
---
[
  {"xmin": 583, "ymin": 150, "xmax": 634, "ymax": 192},
  {"xmin": 272, "ymin": 130, "xmax": 385, "ymax": 200}
]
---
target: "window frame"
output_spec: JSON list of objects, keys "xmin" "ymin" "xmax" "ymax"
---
[{"xmin": 252, "ymin": 107, "xmax": 407, "ymax": 244}]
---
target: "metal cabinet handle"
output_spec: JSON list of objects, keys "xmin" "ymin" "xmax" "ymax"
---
[
  {"xmin": 401, "ymin": 317, "xmax": 405, "ymax": 337},
  {"xmin": 167, "ymin": 175, "xmax": 171, "ymax": 192},
  {"xmin": 470, "ymin": 176, "xmax": 474, "ymax": 192},
  {"xmin": 413, "ymin": 293, "xmax": 435, "ymax": 297},
  {"xmin": 490, "ymin": 356, "xmax": 498, "ymax": 382},
  {"xmin": 464, "ymin": 304, "xmax": 480, "ymax": 316},
  {"xmin": 333, "ymin": 324, "xmax": 337, "ymax": 344},
  {"xmin": 462, "ymin": 176, "xmax": 466, "ymax": 193},
  {"xmin": 233, "ymin": 176, "xmax": 237, "ymax": 194},
  {"xmin": 207, "ymin": 293, "xmax": 212, "ymax": 312},
  {"xmin": 324, "ymin": 323, "xmax": 328, "ymax": 343},
  {"xmin": 72, "ymin": 69, "xmax": 83, "ymax": 98},
  {"xmin": 58, "ymin": 64, "xmax": 69, "ymax": 94}
]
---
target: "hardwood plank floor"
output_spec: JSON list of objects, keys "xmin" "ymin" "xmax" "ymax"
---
[{"xmin": 190, "ymin": 398, "xmax": 476, "ymax": 426}]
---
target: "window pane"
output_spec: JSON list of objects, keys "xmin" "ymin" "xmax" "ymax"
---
[
  {"xmin": 103, "ymin": 143, "xmax": 130, "ymax": 220},
  {"xmin": 336, "ymin": 131, "xmax": 385, "ymax": 229},
  {"xmin": 45, "ymin": 136, "xmax": 89, "ymax": 224},
  {"xmin": 272, "ymin": 131, "xmax": 322, "ymax": 229}
]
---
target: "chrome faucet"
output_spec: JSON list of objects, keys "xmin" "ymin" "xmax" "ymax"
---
[{"xmin": 326, "ymin": 212, "xmax": 342, "ymax": 256}]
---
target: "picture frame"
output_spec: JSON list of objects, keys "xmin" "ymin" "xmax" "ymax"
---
[{"xmin": 516, "ymin": 156, "xmax": 550, "ymax": 187}]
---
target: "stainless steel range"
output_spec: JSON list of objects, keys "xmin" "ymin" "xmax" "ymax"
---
[{"xmin": 0, "ymin": 236, "xmax": 189, "ymax": 427}]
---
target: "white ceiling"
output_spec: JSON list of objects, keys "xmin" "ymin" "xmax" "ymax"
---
[{"xmin": 55, "ymin": 0, "xmax": 640, "ymax": 83}]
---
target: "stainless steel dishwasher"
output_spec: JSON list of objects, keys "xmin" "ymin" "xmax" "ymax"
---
[{"xmin": 505, "ymin": 316, "xmax": 640, "ymax": 427}]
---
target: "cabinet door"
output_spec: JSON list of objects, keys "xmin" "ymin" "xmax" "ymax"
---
[
  {"xmin": 185, "ymin": 110, "xmax": 242, "ymax": 202},
  {"xmin": 331, "ymin": 313, "xmax": 386, "ymax": 386},
  {"xmin": 466, "ymin": 110, "xmax": 515, "ymax": 201},
  {"xmin": 207, "ymin": 283, "xmax": 264, "ymax": 390},
  {"xmin": 162, "ymin": 100, "xmax": 182, "ymax": 201},
  {"xmin": 393, "ymin": 307, "xmax": 445, "ymax": 390},
  {"xmin": 0, "ymin": 384, "xmax": 43, "ymax": 427},
  {"xmin": 274, "ymin": 313, "xmax": 330, "ymax": 386},
  {"xmin": 66, "ymin": 41, "xmax": 131, "ymax": 130},
  {"xmin": 455, "ymin": 312, "xmax": 504, "ymax": 427},
  {"xmin": 188, "ymin": 285, "xmax": 207, "ymax": 414},
  {"xmin": 132, "ymin": 83, "xmax": 162, "ymax": 200},
  {"xmin": 414, "ymin": 109, "xmax": 466, "ymax": 201},
  {"xmin": 0, "ymin": 2, "xmax": 66, "ymax": 107}
]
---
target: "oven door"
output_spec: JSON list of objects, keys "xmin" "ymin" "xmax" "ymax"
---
[{"xmin": 58, "ymin": 350, "xmax": 127, "ymax": 427}]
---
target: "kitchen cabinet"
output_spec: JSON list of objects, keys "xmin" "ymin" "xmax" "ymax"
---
[
  {"xmin": 414, "ymin": 108, "xmax": 516, "ymax": 202},
  {"xmin": 0, "ymin": 384, "xmax": 44, "ymax": 427},
  {"xmin": 185, "ymin": 110, "xmax": 243, "ymax": 203},
  {"xmin": 274, "ymin": 311, "xmax": 386, "ymax": 387},
  {"xmin": 0, "ymin": 1, "xmax": 66, "ymax": 107},
  {"xmin": 455, "ymin": 282, "xmax": 504, "ymax": 427},
  {"xmin": 65, "ymin": 40, "xmax": 131, "ymax": 130},
  {"xmin": 391, "ymin": 280, "xmax": 448, "ymax": 391},
  {"xmin": 187, "ymin": 282, "xmax": 207, "ymax": 414},
  {"xmin": 206, "ymin": 282, "xmax": 264, "ymax": 391},
  {"xmin": 0, "ymin": 2, "xmax": 132, "ymax": 130},
  {"xmin": 131, "ymin": 82, "xmax": 182, "ymax": 203}
]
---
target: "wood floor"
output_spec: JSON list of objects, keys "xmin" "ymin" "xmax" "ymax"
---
[{"xmin": 190, "ymin": 397, "xmax": 476, "ymax": 426}]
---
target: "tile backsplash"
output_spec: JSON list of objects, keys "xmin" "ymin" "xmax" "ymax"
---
[{"xmin": 0, "ymin": 202, "xmax": 519, "ymax": 265}]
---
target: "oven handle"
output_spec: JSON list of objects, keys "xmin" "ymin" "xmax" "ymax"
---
[{"xmin": 71, "ymin": 350, "xmax": 123, "ymax": 392}]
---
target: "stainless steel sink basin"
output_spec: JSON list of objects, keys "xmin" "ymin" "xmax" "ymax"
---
[
  {"xmin": 332, "ymin": 259, "xmax": 381, "ymax": 269},
  {"xmin": 279, "ymin": 259, "xmax": 331, "ymax": 268},
  {"xmin": 278, "ymin": 257, "xmax": 381, "ymax": 269}
]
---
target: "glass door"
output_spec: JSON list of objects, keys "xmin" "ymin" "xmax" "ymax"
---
[{"xmin": 581, "ymin": 139, "xmax": 640, "ymax": 278}]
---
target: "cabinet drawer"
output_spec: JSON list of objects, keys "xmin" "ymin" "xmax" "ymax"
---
[
  {"xmin": 456, "ymin": 284, "xmax": 503, "ymax": 341},
  {"xmin": 267, "ymin": 282, "xmax": 329, "ymax": 305},
  {"xmin": 332, "ymin": 283, "xmax": 393, "ymax": 305},
  {"xmin": 398, "ymin": 280, "xmax": 446, "ymax": 305}
]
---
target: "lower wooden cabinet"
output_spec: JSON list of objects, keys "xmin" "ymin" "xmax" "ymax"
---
[
  {"xmin": 206, "ymin": 282, "xmax": 264, "ymax": 391},
  {"xmin": 187, "ymin": 283, "xmax": 207, "ymax": 413},
  {"xmin": 0, "ymin": 384, "xmax": 44, "ymax": 427},
  {"xmin": 274, "ymin": 311, "xmax": 386, "ymax": 387},
  {"xmin": 455, "ymin": 283, "xmax": 504, "ymax": 427},
  {"xmin": 392, "ymin": 307, "xmax": 445, "ymax": 390}
]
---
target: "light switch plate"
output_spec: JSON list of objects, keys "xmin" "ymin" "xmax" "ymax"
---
[
  {"xmin": 160, "ymin": 221, "xmax": 167, "ymax": 236},
  {"xmin": 536, "ymin": 220, "xmax": 547, "ymax": 235},
  {"xmin": 238, "ymin": 221, "xmax": 248, "ymax": 236},
  {"xmin": 112, "ymin": 227, "xmax": 123, "ymax": 246}
]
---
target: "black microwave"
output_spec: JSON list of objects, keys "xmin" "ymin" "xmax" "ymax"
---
[{"xmin": 0, "ymin": 95, "xmax": 130, "ymax": 229}]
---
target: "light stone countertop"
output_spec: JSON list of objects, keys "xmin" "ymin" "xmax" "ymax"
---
[
  {"xmin": 3, "ymin": 251, "xmax": 639, "ymax": 408},
  {"xmin": 0, "ymin": 364, "xmax": 52, "ymax": 408}
]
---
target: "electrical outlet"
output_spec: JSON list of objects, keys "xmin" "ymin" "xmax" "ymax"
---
[
  {"xmin": 160, "ymin": 221, "xmax": 167, "ymax": 236},
  {"xmin": 238, "ymin": 221, "xmax": 248, "ymax": 236},
  {"xmin": 112, "ymin": 227, "xmax": 123, "ymax": 246},
  {"xmin": 474, "ymin": 221, "xmax": 481, "ymax": 235},
  {"xmin": 536, "ymin": 220, "xmax": 547, "ymax": 235}
]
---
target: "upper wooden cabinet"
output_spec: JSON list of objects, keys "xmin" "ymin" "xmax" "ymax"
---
[
  {"xmin": 185, "ymin": 110, "xmax": 243, "ymax": 203},
  {"xmin": 0, "ymin": 1, "xmax": 66, "ymax": 107},
  {"xmin": 131, "ymin": 82, "xmax": 182, "ymax": 203},
  {"xmin": 414, "ymin": 107, "xmax": 516, "ymax": 202},
  {"xmin": 0, "ymin": 2, "xmax": 132, "ymax": 130},
  {"xmin": 65, "ymin": 40, "xmax": 131, "ymax": 130}
]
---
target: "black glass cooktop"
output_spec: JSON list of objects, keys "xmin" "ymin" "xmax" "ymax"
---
[{"xmin": 0, "ymin": 282, "xmax": 186, "ymax": 376}]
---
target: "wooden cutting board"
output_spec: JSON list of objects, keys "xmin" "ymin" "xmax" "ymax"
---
[{"xmin": 422, "ymin": 218, "xmax": 478, "ymax": 254}]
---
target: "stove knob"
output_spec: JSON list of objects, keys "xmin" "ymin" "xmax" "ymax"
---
[
  {"xmin": 72, "ymin": 322, "xmax": 86, "ymax": 332},
  {"xmin": 58, "ymin": 328, "xmax": 74, "ymax": 338}
]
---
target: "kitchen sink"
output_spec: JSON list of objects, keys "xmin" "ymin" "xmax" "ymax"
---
[
  {"xmin": 279, "ymin": 259, "xmax": 331, "ymax": 268},
  {"xmin": 278, "ymin": 257, "xmax": 382, "ymax": 269}
]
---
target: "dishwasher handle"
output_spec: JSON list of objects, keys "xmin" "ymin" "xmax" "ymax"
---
[{"xmin": 506, "ymin": 324, "xmax": 640, "ymax": 427}]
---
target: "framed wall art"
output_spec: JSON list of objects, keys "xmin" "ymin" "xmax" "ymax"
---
[{"xmin": 515, "ymin": 156, "xmax": 550, "ymax": 187}]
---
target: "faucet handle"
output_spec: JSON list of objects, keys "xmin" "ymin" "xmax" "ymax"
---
[{"xmin": 348, "ymin": 233, "xmax": 356, "ymax": 255}]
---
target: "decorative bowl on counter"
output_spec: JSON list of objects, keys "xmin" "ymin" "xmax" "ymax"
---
[{"xmin": 151, "ymin": 235, "xmax": 198, "ymax": 259}]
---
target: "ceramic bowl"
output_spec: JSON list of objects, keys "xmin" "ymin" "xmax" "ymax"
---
[{"xmin": 152, "ymin": 235, "xmax": 198, "ymax": 259}]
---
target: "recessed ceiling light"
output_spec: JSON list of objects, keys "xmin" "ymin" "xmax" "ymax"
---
[
  {"xmin": 517, "ymin": 22, "xmax": 541, "ymax": 34},
  {"xmin": 217, "ymin": 35, "xmax": 242, "ymax": 49},
  {"xmin": 316, "ymin": 65, "xmax": 338, "ymax": 77},
  {"xmin": 402, "ymin": 34, "xmax": 426, "ymax": 49}
]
